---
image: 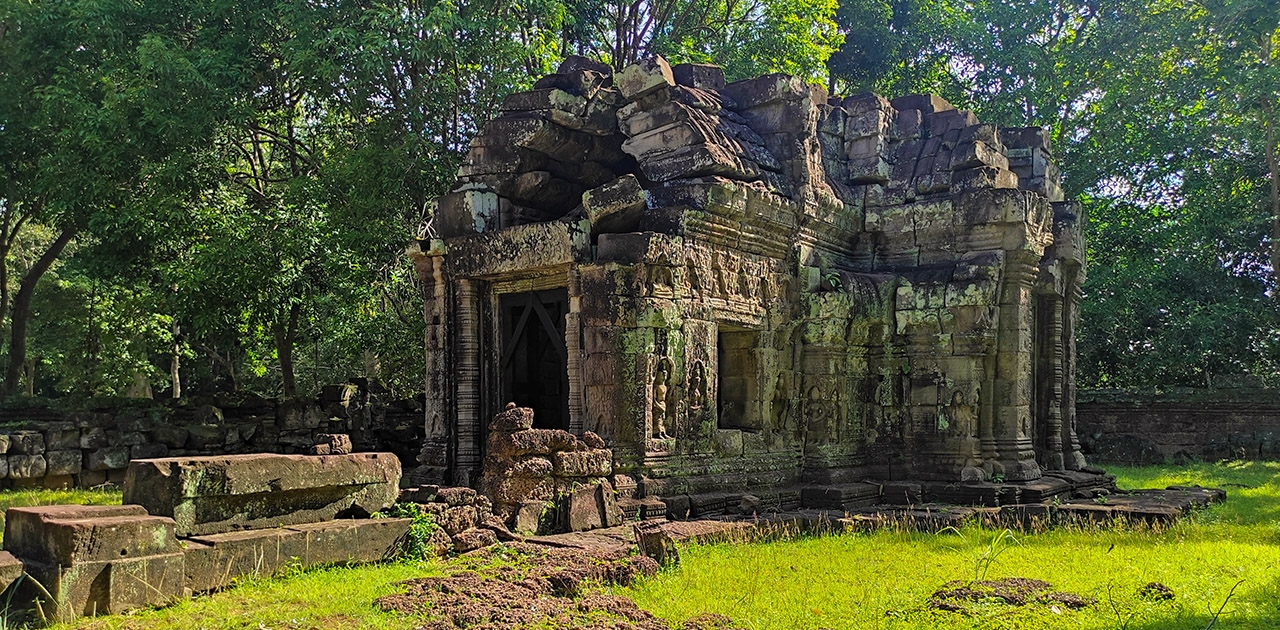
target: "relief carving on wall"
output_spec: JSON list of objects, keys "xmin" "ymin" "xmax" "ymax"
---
[
  {"xmin": 688, "ymin": 360, "xmax": 707, "ymax": 411},
  {"xmin": 651, "ymin": 357, "xmax": 672, "ymax": 439}
]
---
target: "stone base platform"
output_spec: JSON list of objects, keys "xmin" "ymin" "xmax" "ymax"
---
[{"xmin": 659, "ymin": 471, "xmax": 1121, "ymax": 519}]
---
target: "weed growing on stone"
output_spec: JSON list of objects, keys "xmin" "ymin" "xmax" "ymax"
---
[{"xmin": 376, "ymin": 503, "xmax": 441, "ymax": 561}]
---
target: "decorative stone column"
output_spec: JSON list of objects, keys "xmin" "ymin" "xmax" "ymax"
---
[
  {"xmin": 1061, "ymin": 267, "xmax": 1087, "ymax": 469},
  {"xmin": 454, "ymin": 279, "xmax": 484, "ymax": 486},
  {"xmin": 991, "ymin": 250, "xmax": 1041, "ymax": 481},
  {"xmin": 566, "ymin": 268, "xmax": 585, "ymax": 435},
  {"xmin": 416, "ymin": 243, "xmax": 451, "ymax": 484}
]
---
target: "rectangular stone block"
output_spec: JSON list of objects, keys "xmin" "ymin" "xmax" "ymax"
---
[
  {"xmin": 25, "ymin": 552, "xmax": 184, "ymax": 621},
  {"xmin": 8, "ymin": 454, "xmax": 46, "ymax": 479},
  {"xmin": 5, "ymin": 505, "xmax": 179, "ymax": 566},
  {"xmin": 122, "ymin": 453, "xmax": 401, "ymax": 536},
  {"xmin": 45, "ymin": 450, "xmax": 82, "ymax": 476},
  {"xmin": 551, "ymin": 450, "xmax": 613, "ymax": 477},
  {"xmin": 182, "ymin": 528, "xmax": 307, "ymax": 592},
  {"xmin": 284, "ymin": 518, "xmax": 411, "ymax": 566}
]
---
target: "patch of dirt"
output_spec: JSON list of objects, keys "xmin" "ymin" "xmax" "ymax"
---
[
  {"xmin": 928, "ymin": 577, "xmax": 1095, "ymax": 613},
  {"xmin": 376, "ymin": 542, "xmax": 742, "ymax": 630},
  {"xmin": 1138, "ymin": 581, "xmax": 1175, "ymax": 601}
]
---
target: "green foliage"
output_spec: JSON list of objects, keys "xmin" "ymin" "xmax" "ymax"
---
[{"xmin": 378, "ymin": 502, "xmax": 442, "ymax": 561}]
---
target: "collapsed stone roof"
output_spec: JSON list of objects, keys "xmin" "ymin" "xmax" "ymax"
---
[{"xmin": 436, "ymin": 54, "xmax": 1063, "ymax": 240}]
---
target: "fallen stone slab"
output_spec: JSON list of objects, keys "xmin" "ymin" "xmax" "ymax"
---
[
  {"xmin": 285, "ymin": 517, "xmax": 411, "ymax": 566},
  {"xmin": 182, "ymin": 527, "xmax": 308, "ymax": 593},
  {"xmin": 122, "ymin": 453, "xmax": 400, "ymax": 536},
  {"xmin": 4, "ymin": 505, "xmax": 185, "ymax": 621},
  {"xmin": 5, "ymin": 504, "xmax": 178, "ymax": 566}
]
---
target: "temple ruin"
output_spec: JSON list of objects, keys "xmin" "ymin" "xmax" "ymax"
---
[{"xmin": 410, "ymin": 55, "xmax": 1097, "ymax": 509}]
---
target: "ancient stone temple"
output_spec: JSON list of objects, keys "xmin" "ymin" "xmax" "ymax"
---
[{"xmin": 409, "ymin": 55, "xmax": 1089, "ymax": 503}]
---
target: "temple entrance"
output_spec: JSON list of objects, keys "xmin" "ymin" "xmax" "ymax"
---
[{"xmin": 500, "ymin": 289, "xmax": 570, "ymax": 429}]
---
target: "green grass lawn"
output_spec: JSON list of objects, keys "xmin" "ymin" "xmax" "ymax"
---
[
  {"xmin": 625, "ymin": 461, "xmax": 1280, "ymax": 629},
  {"xmin": 9, "ymin": 461, "xmax": 1278, "ymax": 629}
]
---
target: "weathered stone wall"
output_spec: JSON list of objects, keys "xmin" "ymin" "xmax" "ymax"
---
[
  {"xmin": 0, "ymin": 382, "xmax": 423, "ymax": 489},
  {"xmin": 414, "ymin": 55, "xmax": 1087, "ymax": 496},
  {"xmin": 1077, "ymin": 388, "xmax": 1280, "ymax": 463}
]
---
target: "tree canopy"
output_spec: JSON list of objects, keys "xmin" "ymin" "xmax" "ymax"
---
[{"xmin": 0, "ymin": 0, "xmax": 1275, "ymax": 398}]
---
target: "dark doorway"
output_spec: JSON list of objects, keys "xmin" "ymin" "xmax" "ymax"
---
[{"xmin": 500, "ymin": 289, "xmax": 570, "ymax": 429}]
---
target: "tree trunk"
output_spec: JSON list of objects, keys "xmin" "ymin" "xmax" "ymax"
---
[
  {"xmin": 1264, "ymin": 100, "xmax": 1280, "ymax": 290},
  {"xmin": 274, "ymin": 304, "xmax": 300, "ymax": 398},
  {"xmin": 170, "ymin": 321, "xmax": 182, "ymax": 398},
  {"xmin": 3, "ymin": 224, "xmax": 75, "ymax": 397}
]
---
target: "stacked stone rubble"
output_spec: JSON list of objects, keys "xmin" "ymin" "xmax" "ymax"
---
[
  {"xmin": 415, "ymin": 55, "xmax": 1088, "ymax": 506},
  {"xmin": 479, "ymin": 404, "xmax": 622, "ymax": 533}
]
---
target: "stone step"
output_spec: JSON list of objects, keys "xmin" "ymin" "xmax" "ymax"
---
[{"xmin": 800, "ymin": 483, "xmax": 880, "ymax": 510}]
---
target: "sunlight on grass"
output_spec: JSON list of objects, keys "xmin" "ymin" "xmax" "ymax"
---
[
  {"xmin": 13, "ymin": 463, "xmax": 1280, "ymax": 629},
  {"xmin": 60, "ymin": 562, "xmax": 441, "ymax": 630},
  {"xmin": 624, "ymin": 462, "xmax": 1280, "ymax": 629}
]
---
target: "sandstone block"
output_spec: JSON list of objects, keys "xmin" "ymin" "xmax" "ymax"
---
[
  {"xmin": 582, "ymin": 175, "xmax": 645, "ymax": 234},
  {"xmin": 8, "ymin": 454, "xmax": 46, "ymax": 479},
  {"xmin": 0, "ymin": 551, "xmax": 22, "ymax": 594},
  {"xmin": 152, "ymin": 425, "xmax": 189, "ymax": 448},
  {"xmin": 284, "ymin": 518, "xmax": 410, "ymax": 566},
  {"xmin": 552, "ymin": 449, "xmax": 613, "ymax": 477},
  {"xmin": 79, "ymin": 427, "xmax": 108, "ymax": 449},
  {"xmin": 889, "ymin": 93, "xmax": 954, "ymax": 114},
  {"xmin": 182, "ymin": 527, "xmax": 306, "ymax": 592},
  {"xmin": 46, "ymin": 427, "xmax": 81, "ymax": 450},
  {"xmin": 563, "ymin": 480, "xmax": 623, "ymax": 532},
  {"xmin": 26, "ymin": 552, "xmax": 185, "ymax": 620},
  {"xmin": 8, "ymin": 431, "xmax": 44, "ymax": 455},
  {"xmin": 672, "ymin": 63, "xmax": 726, "ymax": 91},
  {"xmin": 513, "ymin": 500, "xmax": 546, "ymax": 535},
  {"xmin": 615, "ymin": 56, "xmax": 674, "ymax": 100},
  {"xmin": 0, "ymin": 434, "xmax": 9, "ymax": 454},
  {"xmin": 185, "ymin": 425, "xmax": 226, "ymax": 450},
  {"xmin": 131, "ymin": 443, "xmax": 169, "ymax": 460},
  {"xmin": 45, "ymin": 450, "xmax": 83, "ymax": 476},
  {"xmin": 5, "ymin": 506, "xmax": 178, "ymax": 566},
  {"xmin": 87, "ymin": 447, "xmax": 130, "ymax": 471},
  {"xmin": 122, "ymin": 453, "xmax": 400, "ymax": 536},
  {"xmin": 557, "ymin": 55, "xmax": 612, "ymax": 78}
]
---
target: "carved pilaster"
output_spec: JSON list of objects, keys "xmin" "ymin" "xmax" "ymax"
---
[
  {"xmin": 454, "ymin": 279, "xmax": 483, "ymax": 486},
  {"xmin": 566, "ymin": 268, "xmax": 585, "ymax": 435},
  {"xmin": 1039, "ymin": 294, "xmax": 1065, "ymax": 470},
  {"xmin": 1061, "ymin": 269, "xmax": 1086, "ymax": 469},
  {"xmin": 991, "ymin": 251, "xmax": 1041, "ymax": 480}
]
